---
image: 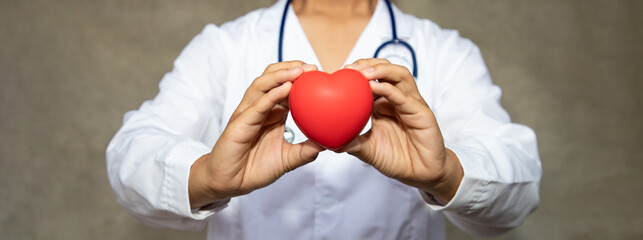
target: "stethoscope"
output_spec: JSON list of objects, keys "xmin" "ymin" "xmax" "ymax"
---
[
  {"xmin": 278, "ymin": 0, "xmax": 418, "ymax": 143},
  {"xmin": 277, "ymin": 0, "xmax": 417, "ymax": 77}
]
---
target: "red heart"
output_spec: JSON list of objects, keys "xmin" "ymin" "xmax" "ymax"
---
[{"xmin": 289, "ymin": 69, "xmax": 373, "ymax": 150}]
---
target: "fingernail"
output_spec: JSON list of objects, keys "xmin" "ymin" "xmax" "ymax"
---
[
  {"xmin": 361, "ymin": 67, "xmax": 375, "ymax": 75},
  {"xmin": 344, "ymin": 64, "xmax": 357, "ymax": 69},
  {"xmin": 302, "ymin": 64, "xmax": 317, "ymax": 71}
]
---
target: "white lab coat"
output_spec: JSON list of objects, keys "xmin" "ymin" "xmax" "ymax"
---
[{"xmin": 106, "ymin": 0, "xmax": 541, "ymax": 239}]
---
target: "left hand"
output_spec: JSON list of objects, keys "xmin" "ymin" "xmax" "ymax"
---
[{"xmin": 338, "ymin": 58, "xmax": 464, "ymax": 203}]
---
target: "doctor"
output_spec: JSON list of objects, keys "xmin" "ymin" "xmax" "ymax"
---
[{"xmin": 107, "ymin": 0, "xmax": 541, "ymax": 239}]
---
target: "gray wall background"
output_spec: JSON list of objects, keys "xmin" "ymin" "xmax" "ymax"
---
[{"xmin": 1, "ymin": 0, "xmax": 641, "ymax": 239}]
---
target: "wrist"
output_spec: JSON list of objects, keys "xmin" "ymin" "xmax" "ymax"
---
[
  {"xmin": 188, "ymin": 153, "xmax": 219, "ymax": 208},
  {"xmin": 421, "ymin": 148, "xmax": 463, "ymax": 203}
]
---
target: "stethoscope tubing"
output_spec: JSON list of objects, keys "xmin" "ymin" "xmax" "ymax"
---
[{"xmin": 278, "ymin": 0, "xmax": 417, "ymax": 78}]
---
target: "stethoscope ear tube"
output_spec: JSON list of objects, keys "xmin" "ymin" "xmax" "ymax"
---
[{"xmin": 278, "ymin": 0, "xmax": 291, "ymax": 63}]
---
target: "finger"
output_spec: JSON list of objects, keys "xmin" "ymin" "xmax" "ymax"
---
[
  {"xmin": 301, "ymin": 64, "xmax": 318, "ymax": 72},
  {"xmin": 276, "ymin": 64, "xmax": 317, "ymax": 109},
  {"xmin": 253, "ymin": 66, "xmax": 304, "ymax": 96},
  {"xmin": 283, "ymin": 140, "xmax": 325, "ymax": 172},
  {"xmin": 238, "ymin": 81, "xmax": 293, "ymax": 127},
  {"xmin": 346, "ymin": 60, "xmax": 418, "ymax": 97},
  {"xmin": 263, "ymin": 61, "xmax": 318, "ymax": 74},
  {"xmin": 245, "ymin": 64, "xmax": 317, "ymax": 108},
  {"xmin": 344, "ymin": 58, "xmax": 391, "ymax": 70},
  {"xmin": 334, "ymin": 133, "xmax": 374, "ymax": 165},
  {"xmin": 372, "ymin": 96, "xmax": 397, "ymax": 117},
  {"xmin": 231, "ymin": 67, "xmax": 303, "ymax": 121},
  {"xmin": 360, "ymin": 63, "xmax": 414, "ymax": 86},
  {"xmin": 261, "ymin": 104, "xmax": 290, "ymax": 126},
  {"xmin": 369, "ymin": 81, "xmax": 425, "ymax": 115},
  {"xmin": 263, "ymin": 60, "xmax": 306, "ymax": 75}
]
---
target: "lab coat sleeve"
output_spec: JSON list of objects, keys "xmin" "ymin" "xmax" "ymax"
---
[
  {"xmin": 420, "ymin": 30, "xmax": 542, "ymax": 237},
  {"xmin": 106, "ymin": 24, "xmax": 231, "ymax": 231}
]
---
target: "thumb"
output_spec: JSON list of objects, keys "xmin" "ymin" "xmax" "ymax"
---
[
  {"xmin": 334, "ymin": 133, "xmax": 373, "ymax": 164},
  {"xmin": 283, "ymin": 140, "xmax": 325, "ymax": 172}
]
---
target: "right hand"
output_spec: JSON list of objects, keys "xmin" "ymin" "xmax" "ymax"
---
[{"xmin": 188, "ymin": 61, "xmax": 324, "ymax": 208}]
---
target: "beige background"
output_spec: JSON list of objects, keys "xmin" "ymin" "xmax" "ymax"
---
[{"xmin": 1, "ymin": 0, "xmax": 642, "ymax": 239}]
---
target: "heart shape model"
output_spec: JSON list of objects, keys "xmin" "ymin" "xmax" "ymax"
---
[{"xmin": 289, "ymin": 69, "xmax": 373, "ymax": 150}]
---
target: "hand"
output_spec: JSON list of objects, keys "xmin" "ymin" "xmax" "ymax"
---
[
  {"xmin": 339, "ymin": 59, "xmax": 464, "ymax": 203},
  {"xmin": 189, "ymin": 61, "xmax": 324, "ymax": 208}
]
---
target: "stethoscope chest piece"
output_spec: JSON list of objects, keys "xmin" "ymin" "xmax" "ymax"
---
[{"xmin": 284, "ymin": 126, "xmax": 295, "ymax": 143}]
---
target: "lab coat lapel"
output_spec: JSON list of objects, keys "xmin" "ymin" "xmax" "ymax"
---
[
  {"xmin": 255, "ymin": 0, "xmax": 320, "ymax": 67},
  {"xmin": 255, "ymin": 0, "xmax": 289, "ymax": 64}
]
